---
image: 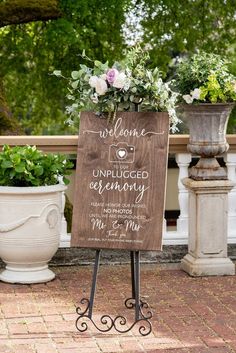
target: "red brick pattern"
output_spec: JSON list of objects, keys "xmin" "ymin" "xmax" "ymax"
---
[{"xmin": 1, "ymin": 264, "xmax": 236, "ymax": 352}]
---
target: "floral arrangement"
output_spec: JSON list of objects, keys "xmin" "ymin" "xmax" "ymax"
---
[
  {"xmin": 175, "ymin": 51, "xmax": 236, "ymax": 104},
  {"xmin": 53, "ymin": 46, "xmax": 179, "ymax": 132}
]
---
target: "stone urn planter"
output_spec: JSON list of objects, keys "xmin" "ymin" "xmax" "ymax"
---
[
  {"xmin": 0, "ymin": 184, "xmax": 67, "ymax": 284},
  {"xmin": 183, "ymin": 103, "xmax": 235, "ymax": 180}
]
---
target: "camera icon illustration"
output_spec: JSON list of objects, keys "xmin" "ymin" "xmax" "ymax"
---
[{"xmin": 109, "ymin": 142, "xmax": 135, "ymax": 163}]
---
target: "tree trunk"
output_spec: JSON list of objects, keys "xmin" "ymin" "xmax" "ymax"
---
[{"xmin": 0, "ymin": 0, "xmax": 61, "ymax": 27}]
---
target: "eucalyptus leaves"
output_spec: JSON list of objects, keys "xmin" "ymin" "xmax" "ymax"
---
[
  {"xmin": 53, "ymin": 46, "xmax": 179, "ymax": 132},
  {"xmin": 175, "ymin": 51, "xmax": 236, "ymax": 104}
]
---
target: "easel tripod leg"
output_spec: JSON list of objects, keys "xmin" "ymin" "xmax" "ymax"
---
[
  {"xmin": 76, "ymin": 249, "xmax": 152, "ymax": 335},
  {"xmin": 130, "ymin": 251, "xmax": 135, "ymax": 299},
  {"xmin": 88, "ymin": 249, "xmax": 101, "ymax": 318},
  {"xmin": 134, "ymin": 251, "xmax": 140, "ymax": 321},
  {"xmin": 130, "ymin": 251, "xmax": 140, "ymax": 321}
]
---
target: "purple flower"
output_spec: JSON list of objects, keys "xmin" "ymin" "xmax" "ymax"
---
[{"xmin": 106, "ymin": 68, "xmax": 119, "ymax": 84}]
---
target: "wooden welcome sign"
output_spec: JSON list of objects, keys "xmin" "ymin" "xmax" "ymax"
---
[{"xmin": 71, "ymin": 111, "xmax": 169, "ymax": 251}]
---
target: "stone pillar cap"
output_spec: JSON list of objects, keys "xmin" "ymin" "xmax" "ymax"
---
[{"xmin": 182, "ymin": 177, "xmax": 235, "ymax": 193}]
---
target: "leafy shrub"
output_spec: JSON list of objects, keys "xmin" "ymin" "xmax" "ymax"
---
[
  {"xmin": 175, "ymin": 51, "xmax": 236, "ymax": 104},
  {"xmin": 0, "ymin": 145, "xmax": 73, "ymax": 187}
]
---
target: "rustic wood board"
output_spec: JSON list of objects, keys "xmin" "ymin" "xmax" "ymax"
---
[{"xmin": 71, "ymin": 111, "xmax": 169, "ymax": 251}]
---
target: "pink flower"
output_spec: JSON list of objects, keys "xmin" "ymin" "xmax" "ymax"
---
[{"xmin": 106, "ymin": 68, "xmax": 119, "ymax": 84}]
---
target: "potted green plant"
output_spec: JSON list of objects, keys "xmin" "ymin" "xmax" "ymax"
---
[
  {"xmin": 175, "ymin": 51, "xmax": 236, "ymax": 180},
  {"xmin": 0, "ymin": 145, "xmax": 73, "ymax": 284}
]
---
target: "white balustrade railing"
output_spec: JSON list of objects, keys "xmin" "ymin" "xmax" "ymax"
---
[
  {"xmin": 0, "ymin": 135, "xmax": 235, "ymax": 248},
  {"xmin": 162, "ymin": 153, "xmax": 191, "ymax": 245}
]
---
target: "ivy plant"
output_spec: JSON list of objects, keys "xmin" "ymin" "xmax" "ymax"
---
[{"xmin": 0, "ymin": 145, "xmax": 73, "ymax": 187}]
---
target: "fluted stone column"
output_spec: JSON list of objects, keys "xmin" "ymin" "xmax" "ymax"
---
[{"xmin": 181, "ymin": 178, "xmax": 235, "ymax": 276}]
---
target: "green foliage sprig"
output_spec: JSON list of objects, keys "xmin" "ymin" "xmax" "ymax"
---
[
  {"xmin": 0, "ymin": 145, "xmax": 73, "ymax": 187},
  {"xmin": 53, "ymin": 45, "xmax": 180, "ymax": 132},
  {"xmin": 175, "ymin": 51, "xmax": 236, "ymax": 104}
]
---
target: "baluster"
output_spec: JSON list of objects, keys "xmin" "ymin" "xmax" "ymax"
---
[
  {"xmin": 175, "ymin": 153, "xmax": 191, "ymax": 238},
  {"xmin": 224, "ymin": 153, "xmax": 236, "ymax": 242},
  {"xmin": 58, "ymin": 177, "xmax": 71, "ymax": 247},
  {"xmin": 162, "ymin": 217, "xmax": 167, "ymax": 237}
]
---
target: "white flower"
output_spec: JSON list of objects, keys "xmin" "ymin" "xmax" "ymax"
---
[
  {"xmin": 183, "ymin": 94, "xmax": 193, "ymax": 104},
  {"xmin": 89, "ymin": 75, "xmax": 99, "ymax": 88},
  {"xmin": 191, "ymin": 88, "xmax": 201, "ymax": 100},
  {"xmin": 89, "ymin": 75, "xmax": 108, "ymax": 95},
  {"xmin": 183, "ymin": 88, "xmax": 201, "ymax": 104},
  {"xmin": 113, "ymin": 72, "xmax": 127, "ymax": 89},
  {"xmin": 95, "ymin": 78, "xmax": 108, "ymax": 95}
]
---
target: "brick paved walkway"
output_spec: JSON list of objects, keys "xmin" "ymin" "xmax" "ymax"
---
[{"xmin": 1, "ymin": 263, "xmax": 236, "ymax": 353}]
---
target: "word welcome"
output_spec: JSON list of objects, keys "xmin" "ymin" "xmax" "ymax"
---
[{"xmin": 83, "ymin": 117, "xmax": 164, "ymax": 139}]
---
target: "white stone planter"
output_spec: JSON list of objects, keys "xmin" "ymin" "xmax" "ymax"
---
[{"xmin": 0, "ymin": 184, "xmax": 67, "ymax": 284}]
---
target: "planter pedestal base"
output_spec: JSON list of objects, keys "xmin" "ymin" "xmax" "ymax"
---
[
  {"xmin": 181, "ymin": 178, "xmax": 235, "ymax": 277},
  {"xmin": 181, "ymin": 254, "xmax": 235, "ymax": 276},
  {"xmin": 0, "ymin": 265, "xmax": 55, "ymax": 284},
  {"xmin": 190, "ymin": 158, "xmax": 227, "ymax": 180}
]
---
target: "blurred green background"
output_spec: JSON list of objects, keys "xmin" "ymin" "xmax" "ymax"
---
[{"xmin": 0, "ymin": 0, "xmax": 236, "ymax": 135}]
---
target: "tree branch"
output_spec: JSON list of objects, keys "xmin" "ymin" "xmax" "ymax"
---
[{"xmin": 0, "ymin": 0, "xmax": 62, "ymax": 28}]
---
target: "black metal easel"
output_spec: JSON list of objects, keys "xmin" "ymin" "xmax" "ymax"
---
[{"xmin": 75, "ymin": 249, "xmax": 153, "ymax": 336}]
